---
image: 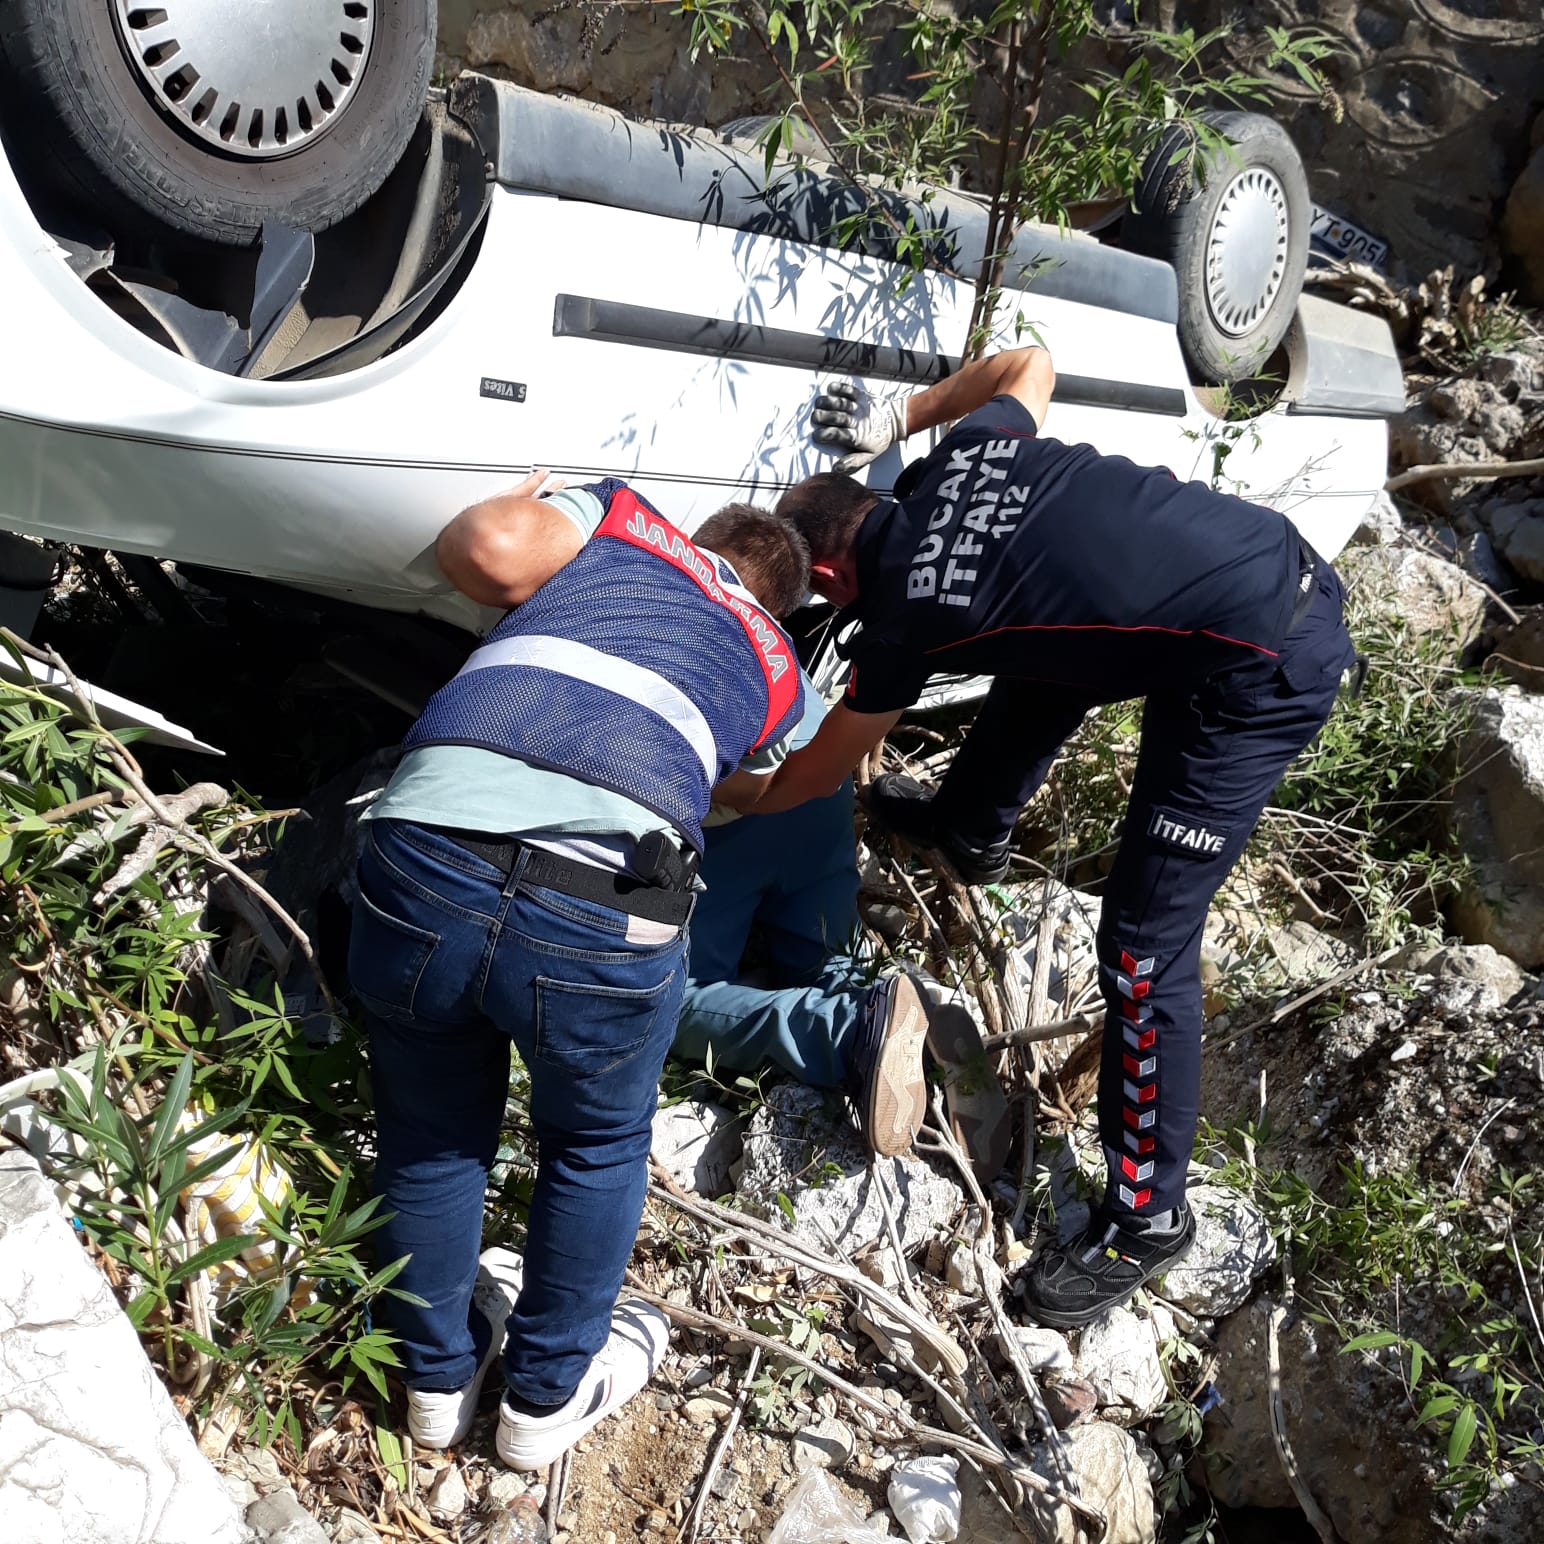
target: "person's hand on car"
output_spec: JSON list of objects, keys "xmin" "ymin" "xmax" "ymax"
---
[
  {"xmin": 811, "ymin": 381, "xmax": 908, "ymax": 473},
  {"xmin": 508, "ymin": 468, "xmax": 565, "ymax": 498}
]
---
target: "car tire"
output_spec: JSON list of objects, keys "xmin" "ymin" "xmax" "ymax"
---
[
  {"xmin": 0, "ymin": 0, "xmax": 434, "ymax": 246},
  {"xmin": 1125, "ymin": 110, "xmax": 1309, "ymax": 385}
]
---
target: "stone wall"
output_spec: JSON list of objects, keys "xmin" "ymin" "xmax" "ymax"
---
[
  {"xmin": 437, "ymin": 1, "xmax": 1544, "ymax": 283},
  {"xmin": 436, "ymin": 0, "xmax": 772, "ymax": 125},
  {"xmin": 1167, "ymin": 1, "xmax": 1544, "ymax": 282}
]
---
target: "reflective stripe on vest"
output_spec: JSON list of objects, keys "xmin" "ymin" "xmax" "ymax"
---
[
  {"xmin": 592, "ymin": 492, "xmax": 800, "ymax": 750},
  {"xmin": 454, "ymin": 633, "xmax": 719, "ymax": 782}
]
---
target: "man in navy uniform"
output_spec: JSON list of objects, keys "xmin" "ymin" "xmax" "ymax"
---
[{"xmin": 756, "ymin": 348, "xmax": 1355, "ymax": 1326}]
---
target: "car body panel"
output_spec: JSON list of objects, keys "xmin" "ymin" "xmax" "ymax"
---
[{"xmin": 0, "ymin": 81, "xmax": 1394, "ymax": 642}]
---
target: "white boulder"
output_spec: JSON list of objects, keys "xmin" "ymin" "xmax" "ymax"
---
[
  {"xmin": 0, "ymin": 1149, "xmax": 252, "ymax": 1544},
  {"xmin": 1164, "ymin": 1185, "xmax": 1277, "ymax": 1316}
]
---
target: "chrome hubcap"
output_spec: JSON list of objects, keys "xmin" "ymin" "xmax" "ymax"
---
[
  {"xmin": 1203, "ymin": 166, "xmax": 1290, "ymax": 337},
  {"xmin": 111, "ymin": 0, "xmax": 375, "ymax": 160}
]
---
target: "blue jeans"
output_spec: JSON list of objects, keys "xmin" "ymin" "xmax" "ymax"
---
[
  {"xmin": 349, "ymin": 819, "xmax": 687, "ymax": 1405},
  {"xmin": 672, "ymin": 783, "xmax": 864, "ymax": 1087}
]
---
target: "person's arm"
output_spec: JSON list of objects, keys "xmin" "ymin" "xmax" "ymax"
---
[
  {"xmin": 712, "ymin": 766, "xmax": 776, "ymax": 813},
  {"xmin": 751, "ymin": 704, "xmax": 902, "ymax": 815},
  {"xmin": 904, "ymin": 345, "xmax": 1055, "ymax": 436},
  {"xmin": 435, "ymin": 470, "xmax": 582, "ymax": 608},
  {"xmin": 811, "ymin": 347, "xmax": 1054, "ymax": 471}
]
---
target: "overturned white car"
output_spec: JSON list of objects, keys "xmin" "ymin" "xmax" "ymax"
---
[{"xmin": 0, "ymin": 38, "xmax": 1401, "ymax": 730}]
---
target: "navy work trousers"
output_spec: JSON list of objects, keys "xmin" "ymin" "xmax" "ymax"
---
[{"xmin": 930, "ymin": 555, "xmax": 1355, "ymax": 1218}]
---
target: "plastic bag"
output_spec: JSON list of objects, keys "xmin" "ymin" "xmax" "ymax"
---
[
  {"xmin": 767, "ymin": 1471, "xmax": 892, "ymax": 1543},
  {"xmin": 887, "ymin": 1456, "xmax": 961, "ymax": 1544}
]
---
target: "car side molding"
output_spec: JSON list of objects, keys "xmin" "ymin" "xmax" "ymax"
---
[{"xmin": 553, "ymin": 294, "xmax": 1189, "ymax": 418}]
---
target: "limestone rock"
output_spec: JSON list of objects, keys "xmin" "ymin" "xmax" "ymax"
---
[
  {"xmin": 485, "ymin": 1472, "xmax": 529, "ymax": 1509},
  {"xmin": 1503, "ymin": 145, "xmax": 1544, "ymax": 306},
  {"xmin": 247, "ymin": 1489, "xmax": 328, "ymax": 1544},
  {"xmin": 1490, "ymin": 503, "xmax": 1544, "ymax": 587},
  {"xmin": 1073, "ymin": 1307, "xmax": 1166, "ymax": 1419},
  {"xmin": 736, "ymin": 1082, "xmax": 963, "ymax": 1255},
  {"xmin": 792, "ymin": 1416, "xmax": 856, "ymax": 1472},
  {"xmin": 684, "ymin": 1390, "xmax": 736, "ymax": 1424},
  {"xmin": 328, "ymin": 1511, "xmax": 383, "ymax": 1543},
  {"xmin": 1201, "ymin": 1299, "xmax": 1438, "ymax": 1541},
  {"xmin": 651, "ymin": 1098, "xmax": 742, "ymax": 1197},
  {"xmin": 224, "ymin": 1444, "xmax": 287, "ymax": 1496},
  {"xmin": 1262, "ymin": 920, "xmax": 1356, "ymax": 988},
  {"xmin": 1162, "ymin": 1185, "xmax": 1276, "ymax": 1316},
  {"xmin": 426, "ymin": 1465, "xmax": 468, "ymax": 1522},
  {"xmin": 1198, "ymin": 990, "xmax": 1544, "ymax": 1542},
  {"xmin": 224, "ymin": 1475, "xmax": 261, "ymax": 1512},
  {"xmin": 464, "ymin": 6, "xmax": 591, "ymax": 93},
  {"xmin": 1488, "ymin": 606, "xmax": 1544, "ymax": 689},
  {"xmin": 944, "ymin": 1223, "xmax": 1003, "ymax": 1298},
  {"xmin": 1350, "ymin": 491, "xmax": 1404, "ymax": 548},
  {"xmin": 0, "ymin": 1149, "xmax": 252, "ymax": 1544},
  {"xmin": 1392, "ymin": 942, "xmax": 1528, "ymax": 1013},
  {"xmin": 1024, "ymin": 1422, "xmax": 1156, "ymax": 1544},
  {"xmin": 1007, "ymin": 1326, "xmax": 1073, "ymax": 1374},
  {"xmin": 1479, "ymin": 349, "xmax": 1544, "ymax": 400},
  {"xmin": 1342, "ymin": 547, "xmax": 1486, "ymax": 657},
  {"xmin": 1449, "ymin": 688, "xmax": 1544, "ymax": 968}
]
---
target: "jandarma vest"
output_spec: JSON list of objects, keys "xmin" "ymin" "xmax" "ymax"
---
[{"xmin": 404, "ymin": 480, "xmax": 804, "ymax": 852}]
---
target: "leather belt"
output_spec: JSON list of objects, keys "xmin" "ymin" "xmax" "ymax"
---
[{"xmin": 445, "ymin": 831, "xmax": 694, "ymax": 927}]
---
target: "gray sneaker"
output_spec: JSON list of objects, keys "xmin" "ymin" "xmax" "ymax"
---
[{"xmin": 845, "ymin": 974, "xmax": 929, "ymax": 1156}]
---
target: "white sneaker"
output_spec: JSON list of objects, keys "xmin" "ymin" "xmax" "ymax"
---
[
  {"xmin": 406, "ymin": 1246, "xmax": 525, "ymax": 1449},
  {"xmin": 496, "ymin": 1298, "xmax": 670, "ymax": 1470}
]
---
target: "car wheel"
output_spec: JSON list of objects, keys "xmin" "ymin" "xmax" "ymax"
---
[
  {"xmin": 1125, "ymin": 110, "xmax": 1310, "ymax": 385},
  {"xmin": 0, "ymin": 0, "xmax": 434, "ymax": 246}
]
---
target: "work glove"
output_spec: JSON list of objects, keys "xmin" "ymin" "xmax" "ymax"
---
[{"xmin": 811, "ymin": 381, "xmax": 909, "ymax": 474}]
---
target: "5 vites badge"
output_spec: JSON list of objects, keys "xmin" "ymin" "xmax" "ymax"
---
[{"xmin": 479, "ymin": 377, "xmax": 527, "ymax": 402}]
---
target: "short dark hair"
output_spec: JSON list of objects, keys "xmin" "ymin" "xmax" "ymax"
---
[
  {"xmin": 775, "ymin": 473, "xmax": 876, "ymax": 565},
  {"xmin": 694, "ymin": 503, "xmax": 811, "ymax": 618}
]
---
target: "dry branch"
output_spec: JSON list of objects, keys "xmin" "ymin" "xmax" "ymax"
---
[
  {"xmin": 681, "ymin": 1346, "xmax": 760, "ymax": 1544},
  {"xmin": 1266, "ymin": 1300, "xmax": 1343, "ymax": 1543},
  {"xmin": 1385, "ymin": 456, "xmax": 1544, "ymax": 493},
  {"xmin": 982, "ymin": 1015, "xmax": 1099, "ymax": 1053},
  {"xmin": 626, "ymin": 1280, "xmax": 1103, "ymax": 1535}
]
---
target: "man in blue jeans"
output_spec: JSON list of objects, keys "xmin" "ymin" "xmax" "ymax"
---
[
  {"xmin": 671, "ymin": 679, "xmax": 866, "ymax": 1089},
  {"xmin": 349, "ymin": 473, "xmax": 931, "ymax": 1470},
  {"xmin": 673, "ymin": 680, "xmax": 1012, "ymax": 1178}
]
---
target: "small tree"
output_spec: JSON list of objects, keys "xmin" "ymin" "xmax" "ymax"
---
[{"xmin": 683, "ymin": 0, "xmax": 1339, "ymax": 356}]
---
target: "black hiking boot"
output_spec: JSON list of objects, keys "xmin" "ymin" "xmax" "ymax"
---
[
  {"xmin": 865, "ymin": 774, "xmax": 1013, "ymax": 886},
  {"xmin": 1021, "ymin": 1203, "xmax": 1197, "ymax": 1328}
]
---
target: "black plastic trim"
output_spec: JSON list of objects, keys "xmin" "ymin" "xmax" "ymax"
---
[{"xmin": 553, "ymin": 294, "xmax": 1190, "ymax": 417}]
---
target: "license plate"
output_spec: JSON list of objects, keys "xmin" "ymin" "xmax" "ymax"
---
[{"xmin": 1310, "ymin": 205, "xmax": 1389, "ymax": 269}]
